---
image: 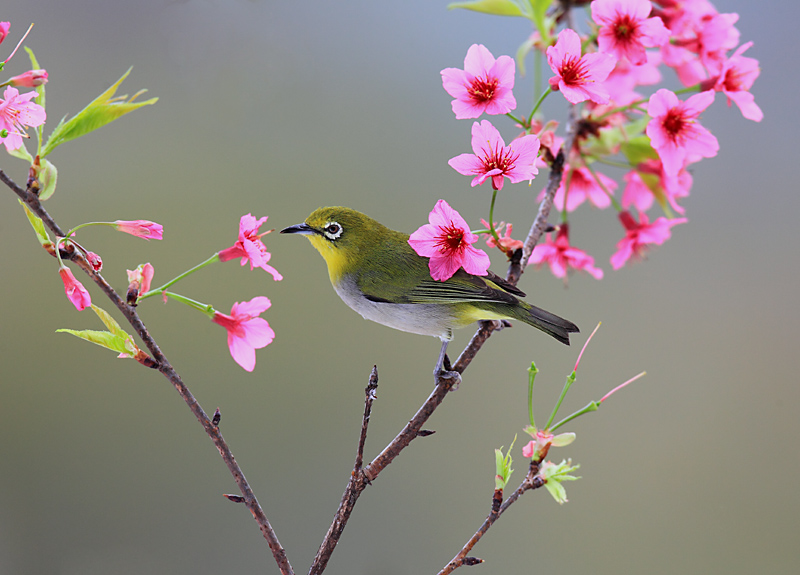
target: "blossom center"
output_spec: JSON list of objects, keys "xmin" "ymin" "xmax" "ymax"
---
[
  {"xmin": 482, "ymin": 143, "xmax": 518, "ymax": 175},
  {"xmin": 662, "ymin": 109, "xmax": 689, "ymax": 143},
  {"xmin": 558, "ymin": 55, "xmax": 590, "ymax": 86},
  {"xmin": 612, "ymin": 14, "xmax": 638, "ymax": 41},
  {"xmin": 435, "ymin": 222, "xmax": 466, "ymax": 255},
  {"xmin": 468, "ymin": 75, "xmax": 499, "ymax": 103}
]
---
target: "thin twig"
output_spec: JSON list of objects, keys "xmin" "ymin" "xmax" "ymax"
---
[
  {"xmin": 438, "ymin": 459, "xmax": 547, "ymax": 575},
  {"xmin": 309, "ymin": 366, "xmax": 379, "ymax": 574},
  {"xmin": 1, "ymin": 170, "xmax": 295, "ymax": 575},
  {"xmin": 308, "ymin": 369, "xmax": 460, "ymax": 575}
]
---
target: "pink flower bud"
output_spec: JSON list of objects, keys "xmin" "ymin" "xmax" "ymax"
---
[
  {"xmin": 0, "ymin": 22, "xmax": 10, "ymax": 45},
  {"xmin": 85, "ymin": 251, "xmax": 103, "ymax": 272},
  {"xmin": 113, "ymin": 220, "xmax": 163, "ymax": 240},
  {"xmin": 59, "ymin": 266, "xmax": 91, "ymax": 311},
  {"xmin": 9, "ymin": 69, "xmax": 48, "ymax": 87}
]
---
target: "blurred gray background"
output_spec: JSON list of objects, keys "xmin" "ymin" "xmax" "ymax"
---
[{"xmin": 0, "ymin": 1, "xmax": 796, "ymax": 574}]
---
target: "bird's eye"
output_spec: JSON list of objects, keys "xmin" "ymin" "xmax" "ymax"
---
[{"xmin": 323, "ymin": 222, "xmax": 342, "ymax": 240}]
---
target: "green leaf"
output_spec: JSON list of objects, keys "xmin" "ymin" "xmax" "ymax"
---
[
  {"xmin": 41, "ymin": 68, "xmax": 158, "ymax": 157},
  {"xmin": 57, "ymin": 305, "xmax": 139, "ymax": 357},
  {"xmin": 515, "ymin": 37, "xmax": 533, "ymax": 77},
  {"xmin": 6, "ymin": 143, "xmax": 32, "ymax": 162},
  {"xmin": 530, "ymin": 0, "xmax": 554, "ymax": 41},
  {"xmin": 57, "ymin": 328, "xmax": 132, "ymax": 355},
  {"xmin": 37, "ymin": 158, "xmax": 58, "ymax": 201},
  {"xmin": 620, "ymin": 135, "xmax": 658, "ymax": 166},
  {"xmin": 18, "ymin": 199, "xmax": 52, "ymax": 248},
  {"xmin": 90, "ymin": 304, "xmax": 128, "ymax": 339},
  {"xmin": 448, "ymin": 0, "xmax": 524, "ymax": 17}
]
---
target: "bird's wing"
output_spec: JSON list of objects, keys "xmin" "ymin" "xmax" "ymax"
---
[{"xmin": 403, "ymin": 269, "xmax": 526, "ymax": 305}]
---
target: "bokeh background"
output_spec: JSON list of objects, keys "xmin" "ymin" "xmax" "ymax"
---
[{"xmin": 0, "ymin": 1, "xmax": 796, "ymax": 574}]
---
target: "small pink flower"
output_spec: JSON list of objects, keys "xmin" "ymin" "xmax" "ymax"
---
[
  {"xmin": 218, "ymin": 214, "xmax": 283, "ymax": 280},
  {"xmin": 212, "ymin": 297, "xmax": 275, "ymax": 372},
  {"xmin": 546, "ymin": 28, "xmax": 617, "ymax": 104},
  {"xmin": 0, "ymin": 86, "xmax": 46, "ymax": 151},
  {"xmin": 480, "ymin": 219, "xmax": 524, "ymax": 253},
  {"xmin": 448, "ymin": 120, "xmax": 540, "ymax": 190},
  {"xmin": 409, "ymin": 199, "xmax": 490, "ymax": 282},
  {"xmin": 538, "ymin": 165, "xmax": 617, "ymax": 212},
  {"xmin": 622, "ymin": 158, "xmax": 692, "ymax": 215},
  {"xmin": 0, "ymin": 22, "xmax": 10, "ymax": 45},
  {"xmin": 646, "ymin": 89, "xmax": 718, "ymax": 178},
  {"xmin": 113, "ymin": 219, "xmax": 163, "ymax": 240},
  {"xmin": 127, "ymin": 263, "xmax": 154, "ymax": 295},
  {"xmin": 59, "ymin": 266, "xmax": 91, "ymax": 311},
  {"xmin": 9, "ymin": 69, "xmax": 48, "ymax": 88},
  {"xmin": 528, "ymin": 224, "xmax": 604, "ymax": 281},
  {"xmin": 592, "ymin": 0, "xmax": 670, "ymax": 65},
  {"xmin": 708, "ymin": 42, "xmax": 762, "ymax": 122},
  {"xmin": 85, "ymin": 251, "xmax": 103, "ymax": 272},
  {"xmin": 610, "ymin": 210, "xmax": 687, "ymax": 270},
  {"xmin": 441, "ymin": 44, "xmax": 517, "ymax": 119}
]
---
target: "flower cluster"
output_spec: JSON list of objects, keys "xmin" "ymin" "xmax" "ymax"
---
[
  {"xmin": 0, "ymin": 22, "xmax": 47, "ymax": 151},
  {"xmin": 432, "ymin": 0, "xmax": 760, "ymax": 282}
]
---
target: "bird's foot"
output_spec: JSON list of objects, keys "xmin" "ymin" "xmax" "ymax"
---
[{"xmin": 434, "ymin": 369, "xmax": 461, "ymax": 391}]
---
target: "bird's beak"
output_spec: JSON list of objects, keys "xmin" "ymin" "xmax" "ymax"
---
[{"xmin": 280, "ymin": 223, "xmax": 317, "ymax": 236}]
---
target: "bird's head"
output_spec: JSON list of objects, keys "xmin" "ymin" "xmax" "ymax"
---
[{"xmin": 281, "ymin": 207, "xmax": 392, "ymax": 281}]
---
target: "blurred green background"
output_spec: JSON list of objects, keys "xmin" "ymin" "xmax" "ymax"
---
[{"xmin": 1, "ymin": 1, "xmax": 796, "ymax": 574}]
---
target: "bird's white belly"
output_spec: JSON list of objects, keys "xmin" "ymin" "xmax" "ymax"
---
[{"xmin": 333, "ymin": 277, "xmax": 455, "ymax": 340}]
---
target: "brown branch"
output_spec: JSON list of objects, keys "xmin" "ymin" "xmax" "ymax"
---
[
  {"xmin": 1, "ymin": 170, "xmax": 295, "ymax": 575},
  {"xmin": 308, "ymin": 366, "xmax": 379, "ymax": 574},
  {"xmin": 308, "ymin": 368, "xmax": 460, "ymax": 575}
]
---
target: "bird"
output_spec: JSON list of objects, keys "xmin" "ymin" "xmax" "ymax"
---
[{"xmin": 281, "ymin": 206, "xmax": 579, "ymax": 374}]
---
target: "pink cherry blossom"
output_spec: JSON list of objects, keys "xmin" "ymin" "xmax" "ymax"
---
[
  {"xmin": 85, "ymin": 251, "xmax": 103, "ymax": 272},
  {"xmin": 646, "ymin": 89, "xmax": 718, "ymax": 178},
  {"xmin": 59, "ymin": 266, "xmax": 91, "ymax": 311},
  {"xmin": 448, "ymin": 120, "xmax": 540, "ymax": 190},
  {"xmin": 610, "ymin": 210, "xmax": 687, "ymax": 270},
  {"xmin": 604, "ymin": 47, "xmax": 662, "ymax": 104},
  {"xmin": 441, "ymin": 44, "xmax": 517, "ymax": 119},
  {"xmin": 127, "ymin": 263, "xmax": 154, "ymax": 299},
  {"xmin": 546, "ymin": 28, "xmax": 617, "ymax": 104},
  {"xmin": 408, "ymin": 199, "xmax": 490, "ymax": 282},
  {"xmin": 9, "ymin": 69, "xmax": 48, "ymax": 88},
  {"xmin": 218, "ymin": 214, "xmax": 283, "ymax": 280},
  {"xmin": 528, "ymin": 224, "xmax": 603, "ymax": 281},
  {"xmin": 709, "ymin": 42, "xmax": 762, "ymax": 122},
  {"xmin": 113, "ymin": 219, "xmax": 163, "ymax": 240},
  {"xmin": 622, "ymin": 158, "xmax": 692, "ymax": 214},
  {"xmin": 480, "ymin": 219, "xmax": 524, "ymax": 253},
  {"xmin": 592, "ymin": 0, "xmax": 670, "ymax": 65},
  {"xmin": 212, "ymin": 297, "xmax": 275, "ymax": 372},
  {"xmin": 538, "ymin": 165, "xmax": 617, "ymax": 212},
  {"xmin": 0, "ymin": 86, "xmax": 46, "ymax": 151}
]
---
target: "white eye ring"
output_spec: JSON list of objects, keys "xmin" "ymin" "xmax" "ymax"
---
[{"xmin": 323, "ymin": 221, "xmax": 342, "ymax": 240}]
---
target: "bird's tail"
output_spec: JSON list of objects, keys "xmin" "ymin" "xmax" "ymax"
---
[{"xmin": 517, "ymin": 302, "xmax": 580, "ymax": 345}]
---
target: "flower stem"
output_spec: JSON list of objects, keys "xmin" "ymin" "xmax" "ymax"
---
[
  {"xmin": 528, "ymin": 362, "xmax": 538, "ymax": 429},
  {"xmin": 140, "ymin": 253, "xmax": 221, "ymax": 300},
  {"xmin": 505, "ymin": 112, "xmax": 526, "ymax": 127},
  {"xmin": 487, "ymin": 187, "xmax": 504, "ymax": 250},
  {"xmin": 160, "ymin": 291, "xmax": 216, "ymax": 319},
  {"xmin": 550, "ymin": 400, "xmax": 600, "ymax": 432},
  {"xmin": 528, "ymin": 86, "xmax": 552, "ymax": 126},
  {"xmin": 544, "ymin": 370, "xmax": 576, "ymax": 430}
]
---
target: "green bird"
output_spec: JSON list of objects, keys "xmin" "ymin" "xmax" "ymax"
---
[{"xmin": 281, "ymin": 207, "xmax": 579, "ymax": 374}]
